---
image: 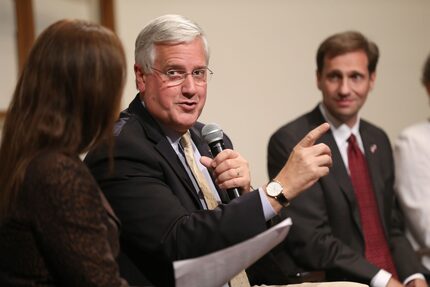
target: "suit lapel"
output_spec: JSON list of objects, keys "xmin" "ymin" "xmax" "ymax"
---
[
  {"xmin": 325, "ymin": 134, "xmax": 356, "ymax": 204},
  {"xmin": 99, "ymin": 191, "xmax": 121, "ymax": 227},
  {"xmin": 128, "ymin": 96, "xmax": 202, "ymax": 207},
  {"xmin": 309, "ymin": 107, "xmax": 363, "ymax": 233},
  {"xmin": 325, "ymin": 133, "xmax": 363, "ymax": 232},
  {"xmin": 154, "ymin": 140, "xmax": 201, "ymax": 202},
  {"xmin": 359, "ymin": 124, "xmax": 387, "ymax": 232},
  {"xmin": 190, "ymin": 125, "xmax": 211, "ymax": 158}
]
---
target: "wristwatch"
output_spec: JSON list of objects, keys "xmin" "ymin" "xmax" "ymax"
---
[{"xmin": 266, "ymin": 179, "xmax": 290, "ymax": 208}]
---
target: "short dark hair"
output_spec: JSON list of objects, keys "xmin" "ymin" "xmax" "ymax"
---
[
  {"xmin": 316, "ymin": 31, "xmax": 379, "ymax": 74},
  {"xmin": 422, "ymin": 53, "xmax": 430, "ymax": 86}
]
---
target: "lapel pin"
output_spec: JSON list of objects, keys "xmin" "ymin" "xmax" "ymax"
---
[{"xmin": 370, "ymin": 144, "xmax": 377, "ymax": 154}]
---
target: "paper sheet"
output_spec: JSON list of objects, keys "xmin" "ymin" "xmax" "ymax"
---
[{"xmin": 174, "ymin": 217, "xmax": 292, "ymax": 287}]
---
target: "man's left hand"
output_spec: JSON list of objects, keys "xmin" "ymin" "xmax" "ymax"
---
[
  {"xmin": 200, "ymin": 149, "xmax": 251, "ymax": 192},
  {"xmin": 406, "ymin": 278, "xmax": 428, "ymax": 287}
]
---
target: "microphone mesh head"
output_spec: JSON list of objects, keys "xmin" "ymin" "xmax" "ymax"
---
[{"xmin": 202, "ymin": 123, "xmax": 223, "ymax": 144}]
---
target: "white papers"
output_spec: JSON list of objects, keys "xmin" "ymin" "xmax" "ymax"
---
[{"xmin": 174, "ymin": 217, "xmax": 292, "ymax": 287}]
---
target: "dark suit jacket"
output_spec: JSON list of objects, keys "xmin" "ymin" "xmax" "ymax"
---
[
  {"xmin": 267, "ymin": 105, "xmax": 428, "ymax": 284},
  {"xmin": 85, "ymin": 95, "xmax": 269, "ymax": 286}
]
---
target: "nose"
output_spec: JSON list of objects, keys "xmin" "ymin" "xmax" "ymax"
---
[
  {"xmin": 181, "ymin": 74, "xmax": 197, "ymax": 97},
  {"xmin": 339, "ymin": 78, "xmax": 351, "ymax": 96}
]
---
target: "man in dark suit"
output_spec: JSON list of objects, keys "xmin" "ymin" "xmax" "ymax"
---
[
  {"xmin": 267, "ymin": 31, "xmax": 429, "ymax": 287},
  {"xmin": 85, "ymin": 14, "xmax": 333, "ymax": 286}
]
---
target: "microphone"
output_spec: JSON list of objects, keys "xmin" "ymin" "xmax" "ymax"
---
[{"xmin": 201, "ymin": 123, "xmax": 241, "ymax": 199}]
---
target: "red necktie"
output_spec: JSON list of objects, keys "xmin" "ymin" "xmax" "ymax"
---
[{"xmin": 347, "ymin": 134, "xmax": 398, "ymax": 278}]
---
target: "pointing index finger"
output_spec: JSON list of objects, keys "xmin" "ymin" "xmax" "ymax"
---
[{"xmin": 297, "ymin": 123, "xmax": 330, "ymax": 148}]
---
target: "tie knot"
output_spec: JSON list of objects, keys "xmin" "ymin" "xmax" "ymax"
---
[
  {"xmin": 180, "ymin": 131, "xmax": 192, "ymax": 149},
  {"xmin": 348, "ymin": 134, "xmax": 357, "ymax": 145}
]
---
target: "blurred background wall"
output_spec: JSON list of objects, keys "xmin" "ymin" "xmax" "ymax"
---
[{"xmin": 1, "ymin": 0, "xmax": 430, "ymax": 186}]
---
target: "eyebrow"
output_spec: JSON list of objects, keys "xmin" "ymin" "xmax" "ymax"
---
[
  {"xmin": 325, "ymin": 70, "xmax": 366, "ymax": 76},
  {"xmin": 348, "ymin": 71, "xmax": 366, "ymax": 76},
  {"xmin": 326, "ymin": 70, "xmax": 342, "ymax": 76},
  {"xmin": 163, "ymin": 64, "xmax": 208, "ymax": 70}
]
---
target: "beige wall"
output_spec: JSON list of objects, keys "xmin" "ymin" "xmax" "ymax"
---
[
  {"xmin": 2, "ymin": 0, "xmax": 430, "ymax": 186},
  {"xmin": 0, "ymin": 0, "xmax": 18, "ymax": 110},
  {"xmin": 0, "ymin": 0, "xmax": 99, "ymax": 109}
]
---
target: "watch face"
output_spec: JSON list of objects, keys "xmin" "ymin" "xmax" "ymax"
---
[{"xmin": 267, "ymin": 181, "xmax": 282, "ymax": 197}]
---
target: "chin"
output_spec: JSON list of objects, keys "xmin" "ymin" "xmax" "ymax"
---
[
  {"xmin": 184, "ymin": 114, "xmax": 200, "ymax": 123},
  {"xmin": 176, "ymin": 121, "xmax": 197, "ymax": 132}
]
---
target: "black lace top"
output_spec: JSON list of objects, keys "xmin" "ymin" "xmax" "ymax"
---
[{"xmin": 0, "ymin": 151, "xmax": 128, "ymax": 286}]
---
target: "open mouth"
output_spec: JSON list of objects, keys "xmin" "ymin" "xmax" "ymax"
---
[{"xmin": 178, "ymin": 101, "xmax": 197, "ymax": 110}]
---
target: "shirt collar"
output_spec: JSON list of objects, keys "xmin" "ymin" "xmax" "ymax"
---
[{"xmin": 319, "ymin": 102, "xmax": 360, "ymax": 146}]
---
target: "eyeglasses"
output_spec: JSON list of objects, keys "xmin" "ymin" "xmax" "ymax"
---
[{"xmin": 150, "ymin": 67, "xmax": 213, "ymax": 87}]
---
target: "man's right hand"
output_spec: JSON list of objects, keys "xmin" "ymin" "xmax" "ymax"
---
[
  {"xmin": 267, "ymin": 123, "xmax": 332, "ymax": 211},
  {"xmin": 386, "ymin": 277, "xmax": 403, "ymax": 287}
]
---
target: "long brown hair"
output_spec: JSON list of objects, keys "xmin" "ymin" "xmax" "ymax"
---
[{"xmin": 0, "ymin": 19, "xmax": 127, "ymax": 220}]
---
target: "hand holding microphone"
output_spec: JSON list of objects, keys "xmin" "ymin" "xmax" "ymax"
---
[{"xmin": 200, "ymin": 123, "xmax": 251, "ymax": 199}]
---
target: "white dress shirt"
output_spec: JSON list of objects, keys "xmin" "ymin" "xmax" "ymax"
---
[{"xmin": 394, "ymin": 120, "xmax": 430, "ymax": 270}]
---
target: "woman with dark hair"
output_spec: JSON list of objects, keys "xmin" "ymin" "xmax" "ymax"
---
[{"xmin": 0, "ymin": 19, "xmax": 129, "ymax": 286}]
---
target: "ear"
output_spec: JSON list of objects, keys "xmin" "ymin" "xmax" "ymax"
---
[
  {"xmin": 369, "ymin": 72, "xmax": 377, "ymax": 91},
  {"xmin": 425, "ymin": 83, "xmax": 430, "ymax": 97},
  {"xmin": 134, "ymin": 64, "xmax": 146, "ymax": 93},
  {"xmin": 316, "ymin": 70, "xmax": 323, "ymax": 90}
]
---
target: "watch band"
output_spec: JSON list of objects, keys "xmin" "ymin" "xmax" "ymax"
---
[
  {"xmin": 271, "ymin": 179, "xmax": 290, "ymax": 208},
  {"xmin": 275, "ymin": 189, "xmax": 290, "ymax": 207}
]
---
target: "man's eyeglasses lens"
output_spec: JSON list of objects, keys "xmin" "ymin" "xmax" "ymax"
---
[{"xmin": 151, "ymin": 67, "xmax": 213, "ymax": 87}]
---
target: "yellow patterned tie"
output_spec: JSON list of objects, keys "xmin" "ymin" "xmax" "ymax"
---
[
  {"xmin": 181, "ymin": 131, "xmax": 218, "ymax": 210},
  {"xmin": 180, "ymin": 131, "xmax": 250, "ymax": 287},
  {"xmin": 229, "ymin": 271, "xmax": 251, "ymax": 287}
]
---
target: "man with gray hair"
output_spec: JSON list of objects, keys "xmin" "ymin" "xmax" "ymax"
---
[{"xmin": 85, "ymin": 14, "xmax": 334, "ymax": 286}]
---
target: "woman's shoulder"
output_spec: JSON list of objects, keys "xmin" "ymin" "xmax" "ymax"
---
[
  {"xmin": 29, "ymin": 150, "xmax": 80, "ymax": 171},
  {"xmin": 395, "ymin": 121, "xmax": 430, "ymax": 153},
  {"xmin": 27, "ymin": 150, "xmax": 88, "ymax": 180},
  {"xmin": 23, "ymin": 151, "xmax": 98, "ymax": 203},
  {"xmin": 399, "ymin": 121, "xmax": 430, "ymax": 138}
]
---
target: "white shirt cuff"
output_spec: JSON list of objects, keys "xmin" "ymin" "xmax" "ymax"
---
[
  {"xmin": 370, "ymin": 269, "xmax": 391, "ymax": 287},
  {"xmin": 258, "ymin": 188, "xmax": 276, "ymax": 221},
  {"xmin": 370, "ymin": 269, "xmax": 426, "ymax": 287},
  {"xmin": 403, "ymin": 273, "xmax": 426, "ymax": 285}
]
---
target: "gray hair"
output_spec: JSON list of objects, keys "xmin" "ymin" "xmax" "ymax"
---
[{"xmin": 135, "ymin": 14, "xmax": 210, "ymax": 73}]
